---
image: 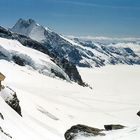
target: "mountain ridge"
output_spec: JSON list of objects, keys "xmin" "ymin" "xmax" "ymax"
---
[
  {"xmin": 11, "ymin": 18, "xmax": 140, "ymax": 68},
  {"xmin": 0, "ymin": 25, "xmax": 85, "ymax": 86}
]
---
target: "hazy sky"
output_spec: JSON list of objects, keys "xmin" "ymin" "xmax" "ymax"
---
[{"xmin": 0, "ymin": 0, "xmax": 140, "ymax": 37}]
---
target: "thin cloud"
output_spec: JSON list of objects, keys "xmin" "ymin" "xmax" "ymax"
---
[
  {"xmin": 67, "ymin": 35, "xmax": 140, "ymax": 41},
  {"xmin": 50, "ymin": 0, "xmax": 140, "ymax": 10}
]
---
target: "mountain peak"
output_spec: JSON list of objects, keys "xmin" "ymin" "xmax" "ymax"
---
[
  {"xmin": 18, "ymin": 18, "xmax": 35, "ymax": 24},
  {"xmin": 14, "ymin": 18, "xmax": 36, "ymax": 28},
  {"xmin": 11, "ymin": 18, "xmax": 47, "ymax": 41}
]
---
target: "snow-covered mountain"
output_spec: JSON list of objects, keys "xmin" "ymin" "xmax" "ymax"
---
[
  {"xmin": 11, "ymin": 19, "xmax": 140, "ymax": 67},
  {"xmin": 0, "ymin": 61, "xmax": 140, "ymax": 140},
  {"xmin": 0, "ymin": 26, "xmax": 85, "ymax": 86},
  {"xmin": 0, "ymin": 19, "xmax": 140, "ymax": 140},
  {"xmin": 11, "ymin": 18, "xmax": 46, "ymax": 42},
  {"xmin": 0, "ymin": 37, "xmax": 70, "ymax": 81}
]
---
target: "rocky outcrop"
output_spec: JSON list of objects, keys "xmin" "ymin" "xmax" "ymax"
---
[
  {"xmin": 104, "ymin": 124, "xmax": 125, "ymax": 131},
  {"xmin": 65, "ymin": 124, "xmax": 126, "ymax": 140},
  {"xmin": 53, "ymin": 57, "xmax": 85, "ymax": 86},
  {"xmin": 0, "ymin": 86, "xmax": 22, "ymax": 116},
  {"xmin": 5, "ymin": 92, "xmax": 22, "ymax": 116},
  {"xmin": 137, "ymin": 111, "xmax": 140, "ymax": 117},
  {"xmin": 64, "ymin": 124, "xmax": 105, "ymax": 140},
  {"xmin": 0, "ymin": 113, "xmax": 4, "ymax": 120}
]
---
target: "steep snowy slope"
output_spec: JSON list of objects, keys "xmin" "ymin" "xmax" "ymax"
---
[
  {"xmin": 0, "ymin": 37, "xmax": 70, "ymax": 81},
  {"xmin": 11, "ymin": 19, "xmax": 140, "ymax": 67},
  {"xmin": 0, "ymin": 89, "xmax": 62, "ymax": 140},
  {"xmin": 0, "ymin": 61, "xmax": 140, "ymax": 140}
]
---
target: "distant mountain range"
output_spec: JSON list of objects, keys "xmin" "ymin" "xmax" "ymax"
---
[
  {"xmin": 0, "ymin": 18, "xmax": 140, "ymax": 140},
  {"xmin": 0, "ymin": 18, "xmax": 140, "ymax": 86},
  {"xmin": 11, "ymin": 18, "xmax": 140, "ymax": 67}
]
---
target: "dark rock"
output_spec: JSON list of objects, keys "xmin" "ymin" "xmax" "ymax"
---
[
  {"xmin": 0, "ymin": 26, "xmax": 12, "ymax": 38},
  {"xmin": 0, "ymin": 126, "xmax": 12, "ymax": 138},
  {"xmin": 104, "ymin": 124, "xmax": 125, "ymax": 131},
  {"xmin": 5, "ymin": 86, "xmax": 22, "ymax": 116},
  {"xmin": 12, "ymin": 55, "xmax": 27, "ymax": 66},
  {"xmin": 0, "ymin": 113, "xmax": 4, "ymax": 120},
  {"xmin": 137, "ymin": 111, "xmax": 140, "ymax": 117},
  {"xmin": 56, "ymin": 58, "xmax": 85, "ymax": 86},
  {"xmin": 51, "ymin": 69, "xmax": 66, "ymax": 80},
  {"xmin": 64, "ymin": 124, "xmax": 105, "ymax": 140},
  {"xmin": 6, "ymin": 93, "xmax": 22, "ymax": 116},
  {"xmin": 124, "ymin": 47, "xmax": 137, "ymax": 57}
]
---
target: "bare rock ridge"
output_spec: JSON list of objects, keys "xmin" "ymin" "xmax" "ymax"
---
[
  {"xmin": 64, "ymin": 124, "xmax": 105, "ymax": 140},
  {"xmin": 0, "ymin": 86, "xmax": 22, "ymax": 116},
  {"xmin": 0, "ymin": 73, "xmax": 22, "ymax": 116}
]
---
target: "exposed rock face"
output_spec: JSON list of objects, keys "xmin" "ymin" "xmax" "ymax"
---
[
  {"xmin": 137, "ymin": 111, "xmax": 140, "ymax": 117},
  {"xmin": 0, "ymin": 113, "xmax": 4, "ymax": 120},
  {"xmin": 5, "ymin": 92, "xmax": 22, "ymax": 116},
  {"xmin": 104, "ymin": 124, "xmax": 125, "ymax": 131},
  {"xmin": 65, "ymin": 124, "xmax": 126, "ymax": 140},
  {"xmin": 0, "ymin": 86, "xmax": 22, "ymax": 116},
  {"xmin": 64, "ymin": 124, "xmax": 105, "ymax": 140},
  {"xmin": 53, "ymin": 58, "xmax": 85, "ymax": 86},
  {"xmin": 0, "ymin": 126, "xmax": 12, "ymax": 139},
  {"xmin": 12, "ymin": 55, "xmax": 28, "ymax": 66}
]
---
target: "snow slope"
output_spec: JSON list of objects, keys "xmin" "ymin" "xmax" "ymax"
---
[
  {"xmin": 0, "ymin": 60, "xmax": 140, "ymax": 140},
  {"xmin": 0, "ymin": 37, "xmax": 70, "ymax": 81}
]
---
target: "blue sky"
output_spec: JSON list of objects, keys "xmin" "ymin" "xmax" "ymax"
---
[{"xmin": 0, "ymin": 0, "xmax": 140, "ymax": 37}]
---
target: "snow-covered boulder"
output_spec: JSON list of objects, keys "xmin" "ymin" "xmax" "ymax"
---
[{"xmin": 64, "ymin": 124, "xmax": 105, "ymax": 140}]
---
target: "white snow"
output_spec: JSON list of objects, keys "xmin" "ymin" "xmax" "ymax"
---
[
  {"xmin": 60, "ymin": 35, "xmax": 84, "ymax": 48},
  {"xmin": 0, "ymin": 59, "xmax": 140, "ymax": 140},
  {"xmin": 0, "ymin": 37, "xmax": 70, "ymax": 81},
  {"xmin": 109, "ymin": 42, "xmax": 140, "ymax": 55},
  {"xmin": 60, "ymin": 35, "xmax": 140, "ymax": 67},
  {"xmin": 2, "ymin": 19, "xmax": 139, "ymax": 139}
]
